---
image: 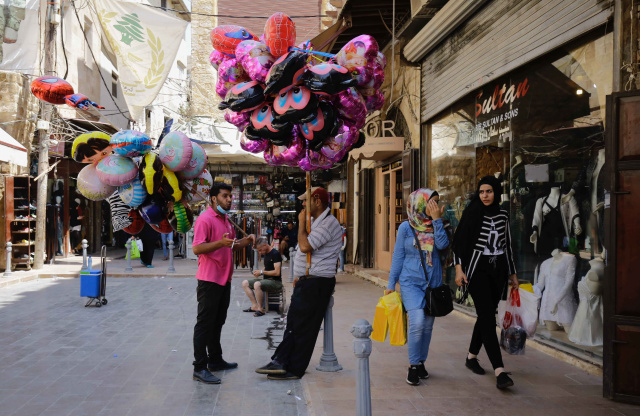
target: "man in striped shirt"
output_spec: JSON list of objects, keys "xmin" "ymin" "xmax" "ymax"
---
[{"xmin": 256, "ymin": 187, "xmax": 342, "ymax": 380}]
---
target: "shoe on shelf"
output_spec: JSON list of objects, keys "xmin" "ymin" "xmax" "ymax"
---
[
  {"xmin": 465, "ymin": 357, "xmax": 486, "ymax": 375},
  {"xmin": 29, "ymin": 203, "xmax": 36, "ymax": 210},
  {"xmin": 208, "ymin": 360, "xmax": 238, "ymax": 372},
  {"xmin": 255, "ymin": 362, "xmax": 286, "ymax": 375},
  {"xmin": 20, "ymin": 254, "xmax": 28, "ymax": 259},
  {"xmin": 496, "ymin": 372, "xmax": 514, "ymax": 390},
  {"xmin": 417, "ymin": 362, "xmax": 429, "ymax": 379},
  {"xmin": 267, "ymin": 372, "xmax": 300, "ymax": 380},
  {"xmin": 192, "ymin": 369, "xmax": 221, "ymax": 384},
  {"xmin": 406, "ymin": 365, "xmax": 420, "ymax": 386}
]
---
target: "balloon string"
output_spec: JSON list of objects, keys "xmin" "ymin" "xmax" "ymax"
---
[{"xmin": 289, "ymin": 46, "xmax": 335, "ymax": 59}]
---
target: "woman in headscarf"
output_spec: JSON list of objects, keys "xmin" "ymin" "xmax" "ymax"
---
[
  {"xmin": 385, "ymin": 188, "xmax": 451, "ymax": 386},
  {"xmin": 452, "ymin": 175, "xmax": 519, "ymax": 390}
]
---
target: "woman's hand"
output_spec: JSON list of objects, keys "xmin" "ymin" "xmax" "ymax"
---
[
  {"xmin": 455, "ymin": 270, "xmax": 468, "ymax": 287},
  {"xmin": 384, "ymin": 289, "xmax": 395, "ymax": 295},
  {"xmin": 426, "ymin": 200, "xmax": 444, "ymax": 220},
  {"xmin": 509, "ymin": 274, "xmax": 519, "ymax": 289}
]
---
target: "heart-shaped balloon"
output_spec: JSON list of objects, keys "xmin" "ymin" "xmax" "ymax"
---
[
  {"xmin": 298, "ymin": 100, "xmax": 340, "ymax": 148},
  {"xmin": 240, "ymin": 135, "xmax": 270, "ymax": 153},
  {"xmin": 246, "ymin": 103, "xmax": 293, "ymax": 140},
  {"xmin": 224, "ymin": 110, "xmax": 251, "ymax": 131},
  {"xmin": 320, "ymin": 123, "xmax": 359, "ymax": 160},
  {"xmin": 235, "ymin": 40, "xmax": 276, "ymax": 83},
  {"xmin": 273, "ymin": 85, "xmax": 318, "ymax": 123},
  {"xmin": 333, "ymin": 88, "xmax": 367, "ymax": 129}
]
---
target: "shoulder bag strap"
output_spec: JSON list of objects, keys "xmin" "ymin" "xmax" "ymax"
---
[{"xmin": 409, "ymin": 226, "xmax": 430, "ymax": 289}]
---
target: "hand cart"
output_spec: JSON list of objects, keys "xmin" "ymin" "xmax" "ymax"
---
[{"xmin": 81, "ymin": 245, "xmax": 108, "ymax": 307}]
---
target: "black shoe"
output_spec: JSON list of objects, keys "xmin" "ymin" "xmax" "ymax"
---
[
  {"xmin": 256, "ymin": 362, "xmax": 286, "ymax": 375},
  {"xmin": 465, "ymin": 357, "xmax": 486, "ymax": 375},
  {"xmin": 192, "ymin": 369, "xmax": 221, "ymax": 384},
  {"xmin": 406, "ymin": 365, "xmax": 420, "ymax": 386},
  {"xmin": 496, "ymin": 372, "xmax": 514, "ymax": 389},
  {"xmin": 208, "ymin": 360, "xmax": 238, "ymax": 371},
  {"xmin": 267, "ymin": 371, "xmax": 300, "ymax": 380},
  {"xmin": 417, "ymin": 362, "xmax": 429, "ymax": 379}
]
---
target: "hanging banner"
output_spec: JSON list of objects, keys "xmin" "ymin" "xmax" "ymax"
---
[
  {"xmin": 94, "ymin": 0, "xmax": 188, "ymax": 120},
  {"xmin": 0, "ymin": 0, "xmax": 40, "ymax": 72}
]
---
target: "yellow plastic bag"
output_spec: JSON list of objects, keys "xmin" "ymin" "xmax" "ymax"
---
[
  {"xmin": 520, "ymin": 283, "xmax": 534, "ymax": 294},
  {"xmin": 371, "ymin": 297, "xmax": 388, "ymax": 343},
  {"xmin": 384, "ymin": 292, "xmax": 407, "ymax": 346}
]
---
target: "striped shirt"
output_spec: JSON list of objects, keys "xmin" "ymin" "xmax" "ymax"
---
[{"xmin": 293, "ymin": 208, "xmax": 343, "ymax": 278}]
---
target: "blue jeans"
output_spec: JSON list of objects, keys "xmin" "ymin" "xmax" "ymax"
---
[
  {"xmin": 339, "ymin": 249, "xmax": 345, "ymax": 271},
  {"xmin": 161, "ymin": 232, "xmax": 173, "ymax": 257},
  {"xmin": 407, "ymin": 308, "xmax": 435, "ymax": 365}
]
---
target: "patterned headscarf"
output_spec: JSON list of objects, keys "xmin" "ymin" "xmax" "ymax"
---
[{"xmin": 407, "ymin": 188, "xmax": 438, "ymax": 266}]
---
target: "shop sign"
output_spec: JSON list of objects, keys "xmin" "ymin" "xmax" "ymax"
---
[{"xmin": 364, "ymin": 119, "xmax": 396, "ymax": 138}]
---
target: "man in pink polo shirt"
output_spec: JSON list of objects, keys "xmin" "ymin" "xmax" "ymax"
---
[{"xmin": 192, "ymin": 182, "xmax": 255, "ymax": 384}]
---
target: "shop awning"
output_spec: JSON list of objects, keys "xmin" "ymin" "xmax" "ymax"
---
[
  {"xmin": 0, "ymin": 127, "xmax": 28, "ymax": 167},
  {"xmin": 349, "ymin": 136, "xmax": 404, "ymax": 161},
  {"xmin": 310, "ymin": 18, "xmax": 350, "ymax": 53}
]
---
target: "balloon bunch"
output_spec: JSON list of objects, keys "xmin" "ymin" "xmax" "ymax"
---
[
  {"xmin": 210, "ymin": 13, "xmax": 385, "ymax": 171},
  {"xmin": 30, "ymin": 76, "xmax": 104, "ymax": 110},
  {"xmin": 72, "ymin": 131, "xmax": 213, "ymax": 235}
]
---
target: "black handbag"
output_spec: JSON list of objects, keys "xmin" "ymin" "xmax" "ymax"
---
[{"xmin": 410, "ymin": 226, "xmax": 454, "ymax": 317}]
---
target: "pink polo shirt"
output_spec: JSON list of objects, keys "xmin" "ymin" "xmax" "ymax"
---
[{"xmin": 193, "ymin": 207, "xmax": 236, "ymax": 285}]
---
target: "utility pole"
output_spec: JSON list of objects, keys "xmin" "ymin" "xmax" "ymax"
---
[{"xmin": 34, "ymin": 0, "xmax": 59, "ymax": 269}]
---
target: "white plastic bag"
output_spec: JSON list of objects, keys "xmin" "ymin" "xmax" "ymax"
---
[
  {"xmin": 136, "ymin": 239, "xmax": 144, "ymax": 252},
  {"xmin": 499, "ymin": 287, "xmax": 527, "ymax": 355},
  {"xmin": 498, "ymin": 287, "xmax": 540, "ymax": 337}
]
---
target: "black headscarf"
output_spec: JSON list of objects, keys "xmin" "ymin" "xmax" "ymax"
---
[{"xmin": 451, "ymin": 175, "xmax": 503, "ymax": 267}]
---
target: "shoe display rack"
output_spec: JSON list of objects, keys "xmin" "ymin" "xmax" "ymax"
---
[{"xmin": 4, "ymin": 175, "xmax": 35, "ymax": 270}]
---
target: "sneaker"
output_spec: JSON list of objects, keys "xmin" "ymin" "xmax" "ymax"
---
[
  {"xmin": 406, "ymin": 365, "xmax": 420, "ymax": 386},
  {"xmin": 417, "ymin": 361, "xmax": 429, "ymax": 379},
  {"xmin": 267, "ymin": 371, "xmax": 300, "ymax": 380},
  {"xmin": 192, "ymin": 369, "xmax": 221, "ymax": 384},
  {"xmin": 496, "ymin": 372, "xmax": 514, "ymax": 389},
  {"xmin": 208, "ymin": 360, "xmax": 238, "ymax": 371},
  {"xmin": 255, "ymin": 362, "xmax": 286, "ymax": 375},
  {"xmin": 466, "ymin": 357, "xmax": 486, "ymax": 375}
]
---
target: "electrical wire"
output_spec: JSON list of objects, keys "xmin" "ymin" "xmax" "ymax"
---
[
  {"xmin": 142, "ymin": 4, "xmax": 328, "ymax": 19},
  {"xmin": 61, "ymin": 1, "xmax": 68, "ymax": 79}
]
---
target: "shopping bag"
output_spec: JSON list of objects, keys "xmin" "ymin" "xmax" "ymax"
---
[
  {"xmin": 518, "ymin": 288, "xmax": 541, "ymax": 337},
  {"xmin": 127, "ymin": 239, "xmax": 140, "ymax": 260},
  {"xmin": 371, "ymin": 295, "xmax": 388, "ymax": 343},
  {"xmin": 383, "ymin": 292, "xmax": 407, "ymax": 346},
  {"xmin": 499, "ymin": 287, "xmax": 527, "ymax": 355},
  {"xmin": 136, "ymin": 239, "xmax": 144, "ymax": 252}
]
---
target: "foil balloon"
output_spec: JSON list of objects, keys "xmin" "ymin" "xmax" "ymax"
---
[
  {"xmin": 77, "ymin": 164, "xmax": 116, "ymax": 201},
  {"xmin": 63, "ymin": 93, "xmax": 104, "ymax": 110},
  {"xmin": 158, "ymin": 169, "xmax": 183, "ymax": 202},
  {"xmin": 209, "ymin": 50, "xmax": 228, "ymax": 70},
  {"xmin": 139, "ymin": 152, "xmax": 164, "ymax": 195},
  {"xmin": 298, "ymin": 150, "xmax": 333, "ymax": 171},
  {"xmin": 96, "ymin": 154, "xmax": 138, "ymax": 187},
  {"xmin": 151, "ymin": 218, "xmax": 173, "ymax": 234},
  {"xmin": 218, "ymin": 81, "xmax": 265, "ymax": 112},
  {"xmin": 320, "ymin": 123, "xmax": 359, "ymax": 160},
  {"xmin": 179, "ymin": 142, "xmax": 207, "ymax": 179},
  {"xmin": 216, "ymin": 58, "xmax": 249, "ymax": 99},
  {"xmin": 158, "ymin": 131, "xmax": 194, "ymax": 172},
  {"xmin": 273, "ymin": 86, "xmax": 318, "ymax": 123},
  {"xmin": 263, "ymin": 50, "xmax": 309, "ymax": 95},
  {"xmin": 333, "ymin": 88, "xmax": 367, "ymax": 129},
  {"xmin": 118, "ymin": 178, "xmax": 148, "ymax": 208},
  {"xmin": 139, "ymin": 199, "xmax": 164, "ymax": 225},
  {"xmin": 246, "ymin": 103, "xmax": 293, "ymax": 141},
  {"xmin": 299, "ymin": 100, "xmax": 340, "ymax": 149},
  {"xmin": 280, "ymin": 131, "xmax": 306, "ymax": 166},
  {"xmin": 210, "ymin": 25, "xmax": 257, "ymax": 56},
  {"xmin": 263, "ymin": 144, "xmax": 286, "ymax": 166},
  {"xmin": 363, "ymin": 90, "xmax": 385, "ymax": 112},
  {"xmin": 264, "ymin": 12, "xmax": 296, "ymax": 58},
  {"xmin": 30, "ymin": 76, "xmax": 74, "ymax": 105},
  {"xmin": 224, "ymin": 109, "xmax": 251, "ymax": 131},
  {"xmin": 123, "ymin": 209, "xmax": 145, "ymax": 235},
  {"xmin": 235, "ymin": 40, "xmax": 275, "ymax": 83},
  {"xmin": 240, "ymin": 135, "xmax": 269, "ymax": 153},
  {"xmin": 110, "ymin": 130, "xmax": 153, "ymax": 158},
  {"xmin": 358, "ymin": 65, "xmax": 384, "ymax": 96},
  {"xmin": 107, "ymin": 192, "xmax": 133, "ymax": 232},
  {"xmin": 170, "ymin": 201, "xmax": 194, "ymax": 233},
  {"xmin": 335, "ymin": 35, "xmax": 379, "ymax": 72},
  {"xmin": 71, "ymin": 131, "xmax": 112, "ymax": 164},
  {"xmin": 302, "ymin": 63, "xmax": 357, "ymax": 95},
  {"xmin": 183, "ymin": 169, "xmax": 213, "ymax": 203}
]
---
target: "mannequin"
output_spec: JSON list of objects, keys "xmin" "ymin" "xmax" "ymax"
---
[
  {"xmin": 590, "ymin": 149, "xmax": 605, "ymax": 255},
  {"xmin": 530, "ymin": 188, "xmax": 565, "ymax": 256},
  {"xmin": 536, "ymin": 249, "xmax": 578, "ymax": 333},
  {"xmin": 509, "ymin": 155, "xmax": 524, "ymax": 198},
  {"xmin": 568, "ymin": 257, "xmax": 604, "ymax": 346}
]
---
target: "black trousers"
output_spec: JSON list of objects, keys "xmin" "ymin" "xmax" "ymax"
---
[
  {"xmin": 193, "ymin": 280, "xmax": 231, "ymax": 371},
  {"xmin": 139, "ymin": 237, "xmax": 156, "ymax": 266},
  {"xmin": 272, "ymin": 276, "xmax": 335, "ymax": 378},
  {"xmin": 468, "ymin": 254, "xmax": 508, "ymax": 370}
]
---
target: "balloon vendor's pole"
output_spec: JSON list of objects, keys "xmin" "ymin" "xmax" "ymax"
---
[{"xmin": 306, "ymin": 172, "xmax": 311, "ymax": 275}]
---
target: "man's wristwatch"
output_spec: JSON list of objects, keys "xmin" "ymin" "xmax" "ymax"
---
[{"xmin": 260, "ymin": 270, "xmax": 264, "ymax": 276}]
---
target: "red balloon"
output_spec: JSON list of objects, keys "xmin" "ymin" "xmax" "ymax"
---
[
  {"xmin": 30, "ymin": 76, "xmax": 75, "ymax": 105},
  {"xmin": 151, "ymin": 218, "xmax": 173, "ymax": 234},
  {"xmin": 123, "ymin": 209, "xmax": 145, "ymax": 235},
  {"xmin": 210, "ymin": 25, "xmax": 257, "ymax": 56},
  {"xmin": 264, "ymin": 13, "xmax": 296, "ymax": 58}
]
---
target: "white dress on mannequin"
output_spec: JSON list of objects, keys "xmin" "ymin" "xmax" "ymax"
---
[
  {"xmin": 568, "ymin": 272, "xmax": 603, "ymax": 346},
  {"xmin": 536, "ymin": 251, "xmax": 578, "ymax": 327}
]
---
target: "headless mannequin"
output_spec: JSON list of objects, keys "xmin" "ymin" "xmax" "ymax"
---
[
  {"xmin": 530, "ymin": 187, "xmax": 561, "ymax": 246},
  {"xmin": 590, "ymin": 149, "xmax": 605, "ymax": 254},
  {"xmin": 541, "ymin": 249, "xmax": 575, "ymax": 334},
  {"xmin": 567, "ymin": 257, "xmax": 604, "ymax": 346}
]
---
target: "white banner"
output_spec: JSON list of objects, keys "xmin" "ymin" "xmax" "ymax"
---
[
  {"xmin": 94, "ymin": 0, "xmax": 188, "ymax": 120},
  {"xmin": 0, "ymin": 0, "xmax": 40, "ymax": 73}
]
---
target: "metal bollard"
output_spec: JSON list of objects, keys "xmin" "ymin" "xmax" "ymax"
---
[
  {"xmin": 288, "ymin": 247, "xmax": 295, "ymax": 283},
  {"xmin": 3, "ymin": 242, "xmax": 12, "ymax": 277},
  {"xmin": 316, "ymin": 295, "xmax": 343, "ymax": 372},
  {"xmin": 167, "ymin": 239, "xmax": 175, "ymax": 273},
  {"xmin": 81, "ymin": 239, "xmax": 88, "ymax": 270},
  {"xmin": 253, "ymin": 248, "xmax": 259, "ymax": 272},
  {"xmin": 351, "ymin": 319, "xmax": 373, "ymax": 416},
  {"xmin": 124, "ymin": 239, "xmax": 133, "ymax": 272}
]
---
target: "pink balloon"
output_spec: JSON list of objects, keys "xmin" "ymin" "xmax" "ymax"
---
[
  {"xmin": 364, "ymin": 90, "xmax": 384, "ymax": 112},
  {"xmin": 235, "ymin": 40, "xmax": 276, "ymax": 83},
  {"xmin": 358, "ymin": 64, "xmax": 384, "ymax": 96},
  {"xmin": 333, "ymin": 88, "xmax": 367, "ymax": 129},
  {"xmin": 240, "ymin": 135, "xmax": 269, "ymax": 153},
  {"xmin": 224, "ymin": 110, "xmax": 251, "ymax": 131},
  {"xmin": 335, "ymin": 35, "xmax": 379, "ymax": 72},
  {"xmin": 264, "ymin": 144, "xmax": 286, "ymax": 166},
  {"xmin": 298, "ymin": 149, "xmax": 333, "ymax": 171},
  {"xmin": 216, "ymin": 58, "xmax": 249, "ymax": 99},
  {"xmin": 280, "ymin": 131, "xmax": 305, "ymax": 166},
  {"xmin": 209, "ymin": 50, "xmax": 228, "ymax": 70},
  {"xmin": 320, "ymin": 123, "xmax": 358, "ymax": 160}
]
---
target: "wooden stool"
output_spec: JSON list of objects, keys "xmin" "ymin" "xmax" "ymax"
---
[{"xmin": 262, "ymin": 286, "xmax": 286, "ymax": 314}]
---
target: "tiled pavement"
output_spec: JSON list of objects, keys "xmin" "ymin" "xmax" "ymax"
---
[{"xmin": 1, "ymin": 269, "xmax": 639, "ymax": 416}]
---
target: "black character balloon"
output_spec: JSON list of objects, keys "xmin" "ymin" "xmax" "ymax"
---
[
  {"xmin": 273, "ymin": 86, "xmax": 318, "ymax": 124},
  {"xmin": 299, "ymin": 100, "xmax": 340, "ymax": 151},
  {"xmin": 302, "ymin": 62, "xmax": 358, "ymax": 95},
  {"xmin": 245, "ymin": 103, "xmax": 293, "ymax": 142},
  {"xmin": 263, "ymin": 50, "xmax": 309, "ymax": 95},
  {"xmin": 218, "ymin": 81, "xmax": 265, "ymax": 112}
]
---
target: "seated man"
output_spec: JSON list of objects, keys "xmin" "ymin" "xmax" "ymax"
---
[
  {"xmin": 241, "ymin": 237, "xmax": 283, "ymax": 317},
  {"xmin": 279, "ymin": 222, "xmax": 298, "ymax": 262}
]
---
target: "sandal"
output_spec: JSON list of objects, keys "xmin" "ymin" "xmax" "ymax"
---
[
  {"xmin": 253, "ymin": 310, "xmax": 265, "ymax": 317},
  {"xmin": 243, "ymin": 307, "xmax": 256, "ymax": 313}
]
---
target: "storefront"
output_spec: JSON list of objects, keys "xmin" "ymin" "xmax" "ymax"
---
[{"xmin": 421, "ymin": 28, "xmax": 611, "ymax": 363}]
